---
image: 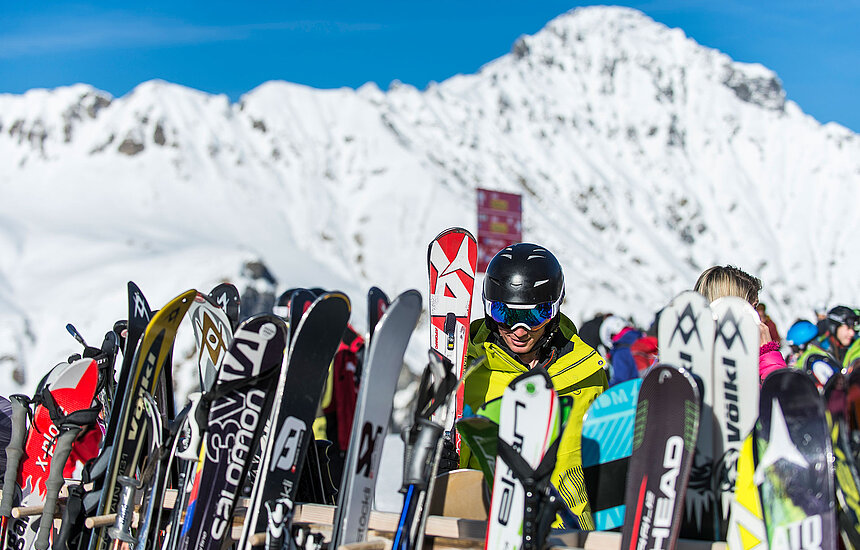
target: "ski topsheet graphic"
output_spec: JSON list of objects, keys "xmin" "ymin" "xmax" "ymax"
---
[
  {"xmin": 658, "ymin": 290, "xmax": 718, "ymax": 540},
  {"xmin": 711, "ymin": 296, "xmax": 761, "ymax": 538},
  {"xmin": 581, "ymin": 378, "xmax": 642, "ymax": 531},
  {"xmin": 236, "ymin": 292, "xmax": 350, "ymax": 550},
  {"xmin": 189, "ymin": 292, "xmax": 235, "ymax": 393},
  {"xmin": 620, "ymin": 364, "xmax": 700, "ymax": 550},
  {"xmin": 755, "ymin": 369, "xmax": 837, "ymax": 550},
  {"xmin": 727, "ymin": 434, "xmax": 769, "ymax": 550},
  {"xmin": 330, "ymin": 290, "xmax": 421, "ymax": 548},
  {"xmin": 485, "ymin": 367, "xmax": 567, "ymax": 550},
  {"xmin": 179, "ymin": 315, "xmax": 288, "ymax": 550},
  {"xmin": 427, "ymin": 227, "xmax": 477, "ymax": 446},
  {"xmin": 3, "ymin": 357, "xmax": 101, "ymax": 550},
  {"xmin": 88, "ymin": 289, "xmax": 197, "ymax": 550}
]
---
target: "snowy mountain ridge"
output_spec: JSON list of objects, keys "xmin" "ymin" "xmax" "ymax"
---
[{"xmin": 1, "ymin": 6, "xmax": 858, "ymax": 391}]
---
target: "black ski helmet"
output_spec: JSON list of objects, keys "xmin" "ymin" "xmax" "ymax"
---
[
  {"xmin": 823, "ymin": 305, "xmax": 859, "ymax": 336},
  {"xmin": 483, "ymin": 243, "xmax": 565, "ymax": 343},
  {"xmin": 484, "ymin": 243, "xmax": 564, "ymax": 305}
]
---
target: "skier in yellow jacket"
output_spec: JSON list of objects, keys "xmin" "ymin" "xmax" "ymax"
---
[{"xmin": 458, "ymin": 242, "xmax": 607, "ymax": 529}]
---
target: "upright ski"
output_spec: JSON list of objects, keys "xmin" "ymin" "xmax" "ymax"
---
[
  {"xmin": 581, "ymin": 378, "xmax": 642, "ymax": 531},
  {"xmin": 331, "ymin": 290, "xmax": 422, "ymax": 548},
  {"xmin": 755, "ymin": 369, "xmax": 837, "ymax": 550},
  {"xmin": 711, "ymin": 296, "xmax": 761, "ymax": 537},
  {"xmin": 87, "ymin": 290, "xmax": 196, "ymax": 550},
  {"xmin": 427, "ymin": 227, "xmax": 477, "ymax": 447},
  {"xmin": 235, "ymin": 293, "xmax": 350, "ymax": 550},
  {"xmin": 658, "ymin": 290, "xmax": 718, "ymax": 540},
  {"xmin": 620, "ymin": 364, "xmax": 700, "ymax": 550},
  {"xmin": 178, "ymin": 315, "xmax": 288, "ymax": 550}
]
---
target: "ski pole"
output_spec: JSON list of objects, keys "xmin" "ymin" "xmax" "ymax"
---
[
  {"xmin": 108, "ymin": 476, "xmax": 138, "ymax": 550},
  {"xmin": 34, "ymin": 425, "xmax": 82, "ymax": 550}
]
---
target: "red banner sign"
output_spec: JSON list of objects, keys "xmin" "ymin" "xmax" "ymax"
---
[{"xmin": 477, "ymin": 188, "xmax": 522, "ymax": 272}]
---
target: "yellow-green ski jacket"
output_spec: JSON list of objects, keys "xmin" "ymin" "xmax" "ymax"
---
[{"xmin": 459, "ymin": 314, "xmax": 607, "ymax": 529}]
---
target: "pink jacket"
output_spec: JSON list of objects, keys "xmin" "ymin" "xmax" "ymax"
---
[{"xmin": 759, "ymin": 341, "xmax": 786, "ymax": 381}]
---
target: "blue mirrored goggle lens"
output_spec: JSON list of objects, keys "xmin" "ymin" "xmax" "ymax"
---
[{"xmin": 487, "ymin": 301, "xmax": 554, "ymax": 329}]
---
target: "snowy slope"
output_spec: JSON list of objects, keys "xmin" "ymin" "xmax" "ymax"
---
[{"xmin": 1, "ymin": 6, "xmax": 858, "ymax": 392}]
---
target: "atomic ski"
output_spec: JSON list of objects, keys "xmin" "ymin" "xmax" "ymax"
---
[{"xmin": 755, "ymin": 369, "xmax": 837, "ymax": 550}]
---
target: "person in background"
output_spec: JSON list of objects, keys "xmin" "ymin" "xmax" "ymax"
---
[
  {"xmin": 784, "ymin": 319, "xmax": 819, "ymax": 368},
  {"xmin": 604, "ymin": 318, "xmax": 646, "ymax": 386},
  {"xmin": 798, "ymin": 306, "xmax": 859, "ymax": 368},
  {"xmin": 460, "ymin": 243, "xmax": 607, "ymax": 529},
  {"xmin": 579, "ymin": 312, "xmax": 611, "ymax": 358},
  {"xmin": 693, "ymin": 265, "xmax": 786, "ymax": 381},
  {"xmin": 756, "ymin": 302, "xmax": 780, "ymax": 343}
]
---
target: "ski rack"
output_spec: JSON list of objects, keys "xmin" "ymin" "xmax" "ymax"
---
[{"xmin": 0, "ymin": 491, "xmax": 734, "ymax": 550}]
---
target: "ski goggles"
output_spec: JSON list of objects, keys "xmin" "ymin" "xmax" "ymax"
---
[{"xmin": 484, "ymin": 296, "xmax": 562, "ymax": 331}]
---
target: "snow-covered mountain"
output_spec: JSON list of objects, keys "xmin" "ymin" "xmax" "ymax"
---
[{"xmin": 1, "ymin": 6, "xmax": 858, "ymax": 392}]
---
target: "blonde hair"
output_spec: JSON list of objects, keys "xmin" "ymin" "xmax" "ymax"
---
[{"xmin": 694, "ymin": 265, "xmax": 762, "ymax": 305}]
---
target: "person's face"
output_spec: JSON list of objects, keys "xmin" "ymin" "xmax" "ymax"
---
[
  {"xmin": 498, "ymin": 322, "xmax": 548, "ymax": 355},
  {"xmin": 836, "ymin": 324, "xmax": 856, "ymax": 347}
]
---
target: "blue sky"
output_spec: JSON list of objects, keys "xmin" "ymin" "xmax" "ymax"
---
[{"xmin": 2, "ymin": 1, "xmax": 858, "ymax": 132}]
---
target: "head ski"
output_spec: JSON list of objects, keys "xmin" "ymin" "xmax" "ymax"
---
[{"xmin": 620, "ymin": 364, "xmax": 700, "ymax": 550}]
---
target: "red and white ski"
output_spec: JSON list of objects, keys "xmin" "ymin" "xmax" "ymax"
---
[{"xmin": 427, "ymin": 227, "xmax": 477, "ymax": 448}]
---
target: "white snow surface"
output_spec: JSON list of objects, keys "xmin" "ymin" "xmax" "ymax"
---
[{"xmin": 1, "ymin": 6, "xmax": 859, "ymax": 393}]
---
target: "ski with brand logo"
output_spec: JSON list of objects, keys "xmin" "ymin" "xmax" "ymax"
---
[
  {"xmin": 177, "ymin": 314, "xmax": 288, "ymax": 550},
  {"xmin": 484, "ymin": 367, "xmax": 573, "ymax": 550},
  {"xmin": 581, "ymin": 378, "xmax": 642, "ymax": 531},
  {"xmin": 711, "ymin": 296, "xmax": 760, "ymax": 538},
  {"xmin": 427, "ymin": 227, "xmax": 477, "ymax": 448},
  {"xmin": 367, "ymin": 286, "xmax": 390, "ymax": 345},
  {"xmin": 87, "ymin": 289, "xmax": 197, "ymax": 550},
  {"xmin": 658, "ymin": 290, "xmax": 718, "ymax": 540},
  {"xmin": 330, "ymin": 290, "xmax": 422, "ymax": 548},
  {"xmin": 2, "ymin": 357, "xmax": 102, "ymax": 550},
  {"xmin": 620, "ymin": 364, "xmax": 700, "ymax": 550},
  {"xmin": 754, "ymin": 369, "xmax": 837, "ymax": 550},
  {"xmin": 726, "ymin": 433, "xmax": 769, "ymax": 550},
  {"xmin": 235, "ymin": 292, "xmax": 350, "ymax": 550},
  {"xmin": 208, "ymin": 282, "xmax": 240, "ymax": 332}
]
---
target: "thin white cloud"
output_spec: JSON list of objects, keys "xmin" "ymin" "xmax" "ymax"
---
[{"xmin": 0, "ymin": 12, "xmax": 384, "ymax": 59}]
